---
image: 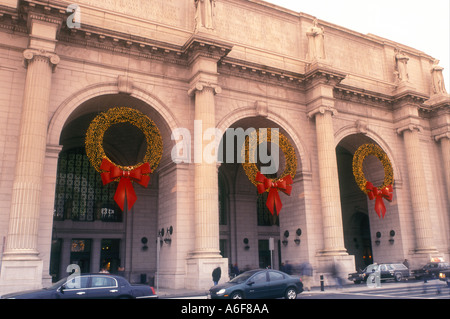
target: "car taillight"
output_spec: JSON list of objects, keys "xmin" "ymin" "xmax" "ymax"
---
[{"xmin": 150, "ymin": 287, "xmax": 156, "ymax": 295}]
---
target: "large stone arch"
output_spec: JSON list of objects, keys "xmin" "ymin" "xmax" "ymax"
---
[
  {"xmin": 44, "ymin": 81, "xmax": 184, "ymax": 282},
  {"xmin": 334, "ymin": 125, "xmax": 405, "ymax": 265},
  {"xmin": 215, "ymin": 106, "xmax": 314, "ymax": 269},
  {"xmin": 47, "ymin": 81, "xmax": 180, "ymax": 148}
]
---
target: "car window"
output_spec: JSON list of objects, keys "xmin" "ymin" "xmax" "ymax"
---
[
  {"xmin": 268, "ymin": 271, "xmax": 284, "ymax": 282},
  {"xmin": 250, "ymin": 272, "xmax": 267, "ymax": 284},
  {"xmin": 394, "ymin": 264, "xmax": 406, "ymax": 270},
  {"xmin": 64, "ymin": 276, "xmax": 89, "ymax": 289},
  {"xmin": 91, "ymin": 276, "xmax": 117, "ymax": 288},
  {"xmin": 380, "ymin": 265, "xmax": 386, "ymax": 271}
]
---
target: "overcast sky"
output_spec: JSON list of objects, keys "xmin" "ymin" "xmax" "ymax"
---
[{"xmin": 263, "ymin": 0, "xmax": 450, "ymax": 92}]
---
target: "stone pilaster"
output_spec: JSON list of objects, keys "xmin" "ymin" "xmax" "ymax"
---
[
  {"xmin": 305, "ymin": 67, "xmax": 348, "ymax": 257},
  {"xmin": 397, "ymin": 124, "xmax": 438, "ymax": 254},
  {"xmin": 184, "ymin": 36, "xmax": 231, "ymax": 289},
  {"xmin": 191, "ymin": 84, "xmax": 222, "ymax": 259},
  {"xmin": 3, "ymin": 49, "xmax": 59, "ymax": 258},
  {"xmin": 435, "ymin": 134, "xmax": 450, "ymax": 202},
  {"xmin": 0, "ymin": 49, "xmax": 59, "ymax": 292},
  {"xmin": 0, "ymin": 8, "xmax": 62, "ymax": 293},
  {"xmin": 309, "ymin": 107, "xmax": 347, "ymax": 255}
]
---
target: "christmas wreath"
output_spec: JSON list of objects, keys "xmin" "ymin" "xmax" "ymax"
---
[
  {"xmin": 85, "ymin": 107, "xmax": 163, "ymax": 211},
  {"xmin": 241, "ymin": 129, "xmax": 297, "ymax": 215},
  {"xmin": 352, "ymin": 143, "xmax": 393, "ymax": 218}
]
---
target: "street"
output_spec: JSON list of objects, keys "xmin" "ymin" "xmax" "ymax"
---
[
  {"xmin": 298, "ymin": 280, "xmax": 450, "ymax": 299},
  {"xmin": 162, "ymin": 279, "xmax": 450, "ymax": 300}
]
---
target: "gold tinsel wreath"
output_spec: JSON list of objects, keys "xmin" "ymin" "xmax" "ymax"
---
[
  {"xmin": 85, "ymin": 107, "xmax": 163, "ymax": 172},
  {"xmin": 352, "ymin": 143, "xmax": 393, "ymax": 194},
  {"xmin": 241, "ymin": 129, "xmax": 297, "ymax": 187}
]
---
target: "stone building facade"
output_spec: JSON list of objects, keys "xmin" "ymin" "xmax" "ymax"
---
[{"xmin": 0, "ymin": 0, "xmax": 448, "ymax": 294}]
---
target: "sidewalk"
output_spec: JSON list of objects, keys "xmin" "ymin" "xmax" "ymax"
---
[{"xmin": 156, "ymin": 287, "xmax": 209, "ymax": 299}]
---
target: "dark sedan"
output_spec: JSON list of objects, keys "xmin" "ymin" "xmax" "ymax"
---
[
  {"xmin": 1, "ymin": 273, "xmax": 158, "ymax": 299},
  {"xmin": 209, "ymin": 269, "xmax": 303, "ymax": 299},
  {"xmin": 348, "ymin": 263, "xmax": 410, "ymax": 284},
  {"xmin": 412, "ymin": 262, "xmax": 450, "ymax": 280}
]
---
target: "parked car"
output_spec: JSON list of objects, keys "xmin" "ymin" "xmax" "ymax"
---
[
  {"xmin": 412, "ymin": 262, "xmax": 450, "ymax": 280},
  {"xmin": 209, "ymin": 269, "xmax": 303, "ymax": 299},
  {"xmin": 348, "ymin": 263, "xmax": 410, "ymax": 284},
  {"xmin": 1, "ymin": 273, "xmax": 158, "ymax": 299},
  {"xmin": 438, "ymin": 270, "xmax": 450, "ymax": 287}
]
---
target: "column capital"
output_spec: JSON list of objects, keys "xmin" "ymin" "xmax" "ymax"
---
[
  {"xmin": 396, "ymin": 123, "xmax": 423, "ymax": 135},
  {"xmin": 434, "ymin": 132, "xmax": 450, "ymax": 142},
  {"xmin": 307, "ymin": 105, "xmax": 338, "ymax": 119},
  {"xmin": 188, "ymin": 81, "xmax": 222, "ymax": 97},
  {"xmin": 23, "ymin": 49, "xmax": 60, "ymax": 71}
]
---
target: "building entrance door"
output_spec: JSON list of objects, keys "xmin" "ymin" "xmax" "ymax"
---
[
  {"xmin": 70, "ymin": 239, "xmax": 92, "ymax": 273},
  {"xmin": 100, "ymin": 239, "xmax": 121, "ymax": 273},
  {"xmin": 258, "ymin": 240, "xmax": 271, "ymax": 268}
]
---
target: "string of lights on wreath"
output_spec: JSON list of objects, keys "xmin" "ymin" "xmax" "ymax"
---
[
  {"xmin": 85, "ymin": 107, "xmax": 163, "ymax": 211},
  {"xmin": 352, "ymin": 143, "xmax": 394, "ymax": 219},
  {"xmin": 241, "ymin": 128, "xmax": 297, "ymax": 216}
]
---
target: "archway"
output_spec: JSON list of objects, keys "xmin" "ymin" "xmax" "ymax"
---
[
  {"xmin": 217, "ymin": 115, "xmax": 306, "ymax": 275},
  {"xmin": 336, "ymin": 133, "xmax": 395, "ymax": 269},
  {"xmin": 49, "ymin": 93, "xmax": 174, "ymax": 283}
]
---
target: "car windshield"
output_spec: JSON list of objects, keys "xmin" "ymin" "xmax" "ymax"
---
[
  {"xmin": 50, "ymin": 277, "xmax": 69, "ymax": 289},
  {"xmin": 229, "ymin": 270, "xmax": 261, "ymax": 284}
]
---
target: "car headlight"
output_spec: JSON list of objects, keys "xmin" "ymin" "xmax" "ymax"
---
[
  {"xmin": 439, "ymin": 273, "xmax": 446, "ymax": 279},
  {"xmin": 216, "ymin": 289, "xmax": 226, "ymax": 295}
]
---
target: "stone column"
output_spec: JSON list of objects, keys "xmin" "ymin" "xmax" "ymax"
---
[
  {"xmin": 435, "ymin": 134, "xmax": 450, "ymax": 202},
  {"xmin": 4, "ymin": 50, "xmax": 59, "ymax": 258},
  {"xmin": 191, "ymin": 84, "xmax": 222, "ymax": 259},
  {"xmin": 0, "ymin": 49, "xmax": 59, "ymax": 292},
  {"xmin": 398, "ymin": 125, "xmax": 437, "ymax": 253},
  {"xmin": 183, "ymin": 37, "xmax": 232, "ymax": 289},
  {"xmin": 309, "ymin": 107, "xmax": 347, "ymax": 255}
]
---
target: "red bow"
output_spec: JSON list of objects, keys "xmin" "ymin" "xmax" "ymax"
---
[
  {"xmin": 100, "ymin": 158, "xmax": 151, "ymax": 211},
  {"xmin": 366, "ymin": 181, "xmax": 393, "ymax": 219},
  {"xmin": 256, "ymin": 172, "xmax": 293, "ymax": 215}
]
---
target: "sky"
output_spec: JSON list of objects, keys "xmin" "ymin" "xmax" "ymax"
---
[{"xmin": 263, "ymin": 0, "xmax": 450, "ymax": 92}]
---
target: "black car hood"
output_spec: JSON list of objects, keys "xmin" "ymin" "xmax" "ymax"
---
[{"xmin": 1, "ymin": 288, "xmax": 53, "ymax": 299}]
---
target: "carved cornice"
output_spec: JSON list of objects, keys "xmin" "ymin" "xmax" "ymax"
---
[
  {"xmin": 334, "ymin": 85, "xmax": 394, "ymax": 109},
  {"xmin": 21, "ymin": 0, "xmax": 65, "ymax": 29},
  {"xmin": 219, "ymin": 57, "xmax": 306, "ymax": 89},
  {"xmin": 303, "ymin": 63, "xmax": 346, "ymax": 89},
  {"xmin": 182, "ymin": 34, "xmax": 233, "ymax": 65}
]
